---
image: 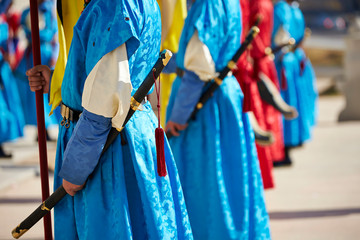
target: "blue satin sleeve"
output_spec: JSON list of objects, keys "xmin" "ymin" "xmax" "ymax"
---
[
  {"xmin": 58, "ymin": 109, "xmax": 112, "ymax": 185},
  {"xmin": 169, "ymin": 70, "xmax": 205, "ymax": 124}
]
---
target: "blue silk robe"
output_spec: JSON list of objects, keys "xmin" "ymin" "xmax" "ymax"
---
[
  {"xmin": 291, "ymin": 5, "xmax": 318, "ymax": 129},
  {"xmin": 53, "ymin": 0, "xmax": 193, "ymax": 239},
  {"xmin": 166, "ymin": 0, "xmax": 271, "ymax": 239},
  {"xmin": 0, "ymin": 21, "xmax": 24, "ymax": 143},
  {"xmin": 273, "ymin": 0, "xmax": 312, "ymax": 146}
]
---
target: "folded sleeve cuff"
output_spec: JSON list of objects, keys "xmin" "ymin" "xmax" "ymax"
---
[
  {"xmin": 169, "ymin": 70, "xmax": 204, "ymax": 124},
  {"xmin": 58, "ymin": 109, "xmax": 111, "ymax": 185}
]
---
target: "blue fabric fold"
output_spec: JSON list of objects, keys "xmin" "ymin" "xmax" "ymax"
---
[
  {"xmin": 0, "ymin": 23, "xmax": 8, "ymax": 50},
  {"xmin": 58, "ymin": 109, "xmax": 111, "ymax": 185},
  {"xmin": 0, "ymin": 21, "xmax": 25, "ymax": 141},
  {"xmin": 273, "ymin": 0, "xmax": 317, "ymax": 146}
]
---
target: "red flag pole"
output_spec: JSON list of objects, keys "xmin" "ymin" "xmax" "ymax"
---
[{"xmin": 29, "ymin": 0, "xmax": 52, "ymax": 239}]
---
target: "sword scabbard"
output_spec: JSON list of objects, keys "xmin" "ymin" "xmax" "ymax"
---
[
  {"xmin": 167, "ymin": 25, "xmax": 260, "ymax": 140},
  {"xmin": 11, "ymin": 50, "xmax": 173, "ymax": 239}
]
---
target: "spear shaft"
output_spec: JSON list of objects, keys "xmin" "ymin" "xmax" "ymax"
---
[{"xmin": 29, "ymin": 0, "xmax": 52, "ymax": 239}]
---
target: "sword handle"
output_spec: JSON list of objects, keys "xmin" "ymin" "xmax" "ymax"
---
[{"xmin": 11, "ymin": 186, "xmax": 67, "ymax": 239}]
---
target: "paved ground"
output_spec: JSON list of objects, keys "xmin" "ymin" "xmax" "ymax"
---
[
  {"xmin": 0, "ymin": 93, "xmax": 359, "ymax": 239},
  {"xmin": 265, "ymin": 94, "xmax": 360, "ymax": 240}
]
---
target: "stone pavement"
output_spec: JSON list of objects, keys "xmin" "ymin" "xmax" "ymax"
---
[
  {"xmin": 0, "ymin": 94, "xmax": 359, "ymax": 240},
  {"xmin": 265, "ymin": 94, "xmax": 360, "ymax": 240}
]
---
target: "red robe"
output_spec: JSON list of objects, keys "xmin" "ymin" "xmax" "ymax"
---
[
  {"xmin": 249, "ymin": 0, "xmax": 285, "ymax": 163},
  {"xmin": 234, "ymin": 0, "xmax": 274, "ymax": 189}
]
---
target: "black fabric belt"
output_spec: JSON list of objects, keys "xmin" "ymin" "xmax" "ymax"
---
[{"xmin": 60, "ymin": 103, "xmax": 82, "ymax": 128}]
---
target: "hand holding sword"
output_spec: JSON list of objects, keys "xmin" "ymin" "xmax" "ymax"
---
[{"xmin": 11, "ymin": 50, "xmax": 172, "ymax": 239}]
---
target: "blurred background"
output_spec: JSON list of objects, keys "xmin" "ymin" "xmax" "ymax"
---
[
  {"xmin": 0, "ymin": 0, "xmax": 359, "ymax": 239},
  {"xmin": 302, "ymin": 0, "xmax": 360, "ymax": 89}
]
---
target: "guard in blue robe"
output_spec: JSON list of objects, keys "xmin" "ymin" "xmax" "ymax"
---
[
  {"xmin": 27, "ymin": 0, "xmax": 193, "ymax": 239},
  {"xmin": 0, "ymin": 12, "xmax": 25, "ymax": 157},
  {"xmin": 165, "ymin": 0, "xmax": 271, "ymax": 239},
  {"xmin": 291, "ymin": 4, "xmax": 318, "ymax": 129},
  {"xmin": 14, "ymin": 0, "xmax": 59, "ymax": 130},
  {"xmin": 272, "ymin": 0, "xmax": 310, "ymax": 148},
  {"xmin": 272, "ymin": 0, "xmax": 317, "ymax": 166}
]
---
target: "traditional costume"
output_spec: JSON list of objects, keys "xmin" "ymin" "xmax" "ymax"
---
[
  {"xmin": 235, "ymin": 0, "xmax": 276, "ymax": 189},
  {"xmin": 291, "ymin": 4, "xmax": 318, "ymax": 130},
  {"xmin": 3, "ymin": 2, "xmax": 23, "ymax": 70},
  {"xmin": 52, "ymin": 0, "xmax": 193, "ymax": 239},
  {"xmin": 272, "ymin": 0, "xmax": 308, "ymax": 147},
  {"xmin": 14, "ymin": 0, "xmax": 59, "ymax": 129},
  {"xmin": 249, "ymin": 0, "xmax": 287, "ymax": 164},
  {"xmin": 0, "ymin": 11, "xmax": 25, "ymax": 157},
  {"xmin": 166, "ymin": 0, "xmax": 271, "ymax": 238}
]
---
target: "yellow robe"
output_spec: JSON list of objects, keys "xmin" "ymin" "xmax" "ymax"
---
[
  {"xmin": 156, "ymin": 0, "xmax": 187, "ymax": 125},
  {"xmin": 49, "ymin": 0, "xmax": 83, "ymax": 114}
]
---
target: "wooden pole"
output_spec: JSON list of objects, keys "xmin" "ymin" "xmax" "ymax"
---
[{"xmin": 28, "ymin": 0, "xmax": 52, "ymax": 239}]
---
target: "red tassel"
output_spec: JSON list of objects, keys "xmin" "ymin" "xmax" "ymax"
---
[
  {"xmin": 281, "ymin": 67, "xmax": 287, "ymax": 90},
  {"xmin": 236, "ymin": 56, "xmax": 252, "ymax": 113},
  {"xmin": 242, "ymin": 81, "xmax": 252, "ymax": 112},
  {"xmin": 155, "ymin": 127, "xmax": 167, "ymax": 177},
  {"xmin": 153, "ymin": 72, "xmax": 167, "ymax": 177},
  {"xmin": 300, "ymin": 58, "xmax": 306, "ymax": 76}
]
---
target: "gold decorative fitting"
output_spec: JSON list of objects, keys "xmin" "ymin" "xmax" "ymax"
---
[
  {"xmin": 41, "ymin": 202, "xmax": 50, "ymax": 211},
  {"xmin": 65, "ymin": 119, "xmax": 70, "ymax": 129},
  {"xmin": 12, "ymin": 226, "xmax": 28, "ymax": 239},
  {"xmin": 251, "ymin": 26, "xmax": 260, "ymax": 37},
  {"xmin": 305, "ymin": 28, "xmax": 312, "ymax": 38},
  {"xmin": 60, "ymin": 104, "xmax": 66, "ymax": 118},
  {"xmin": 130, "ymin": 97, "xmax": 141, "ymax": 111},
  {"xmin": 116, "ymin": 127, "xmax": 123, "ymax": 132},
  {"xmin": 196, "ymin": 102, "xmax": 203, "ymax": 109},
  {"xmin": 289, "ymin": 38, "xmax": 296, "ymax": 45},
  {"xmin": 264, "ymin": 47, "xmax": 272, "ymax": 55},
  {"xmin": 227, "ymin": 61, "xmax": 237, "ymax": 70},
  {"xmin": 162, "ymin": 50, "xmax": 173, "ymax": 66},
  {"xmin": 60, "ymin": 105, "xmax": 70, "ymax": 127},
  {"xmin": 214, "ymin": 77, "xmax": 223, "ymax": 86}
]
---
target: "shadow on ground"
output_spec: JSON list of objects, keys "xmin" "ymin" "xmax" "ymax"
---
[
  {"xmin": 0, "ymin": 197, "xmax": 42, "ymax": 204},
  {"xmin": 269, "ymin": 208, "xmax": 360, "ymax": 220}
]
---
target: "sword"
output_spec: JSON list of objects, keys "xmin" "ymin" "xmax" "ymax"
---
[
  {"xmin": 11, "ymin": 49, "xmax": 172, "ymax": 239},
  {"xmin": 272, "ymin": 28, "xmax": 311, "ymax": 57},
  {"xmin": 271, "ymin": 37, "xmax": 296, "ymax": 55},
  {"xmin": 166, "ymin": 26, "xmax": 260, "ymax": 139},
  {"xmin": 257, "ymin": 72, "xmax": 298, "ymax": 120}
]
